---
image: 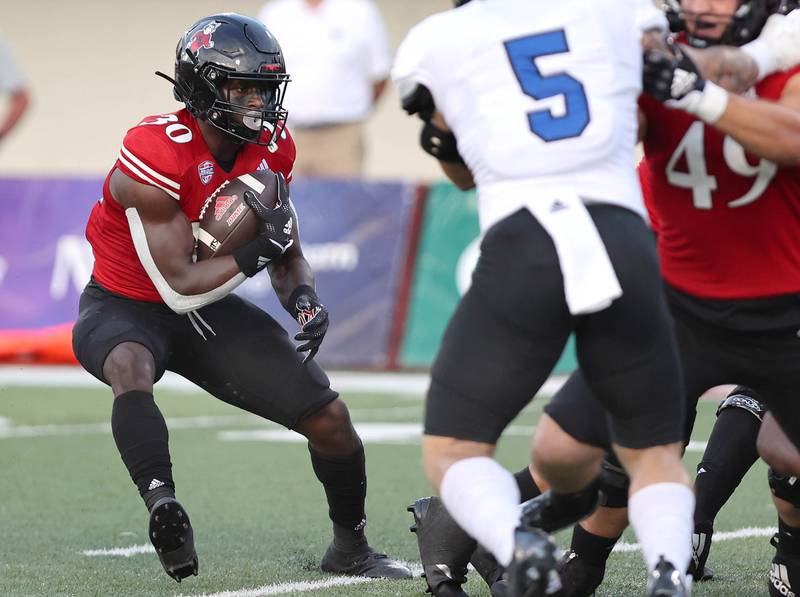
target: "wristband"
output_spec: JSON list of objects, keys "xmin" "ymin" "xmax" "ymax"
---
[
  {"xmin": 233, "ymin": 237, "xmax": 271, "ymax": 277},
  {"xmin": 288, "ymin": 284, "xmax": 318, "ymax": 319}
]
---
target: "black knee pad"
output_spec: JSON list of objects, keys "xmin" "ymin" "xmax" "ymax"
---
[
  {"xmin": 769, "ymin": 468, "xmax": 800, "ymax": 508},
  {"xmin": 599, "ymin": 456, "xmax": 630, "ymax": 508},
  {"xmin": 717, "ymin": 386, "xmax": 766, "ymax": 421}
]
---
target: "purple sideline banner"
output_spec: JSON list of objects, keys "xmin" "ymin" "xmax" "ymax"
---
[{"xmin": 0, "ymin": 177, "xmax": 416, "ymax": 368}]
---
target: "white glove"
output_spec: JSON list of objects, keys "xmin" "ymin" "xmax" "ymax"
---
[{"xmin": 742, "ymin": 10, "xmax": 800, "ymax": 79}]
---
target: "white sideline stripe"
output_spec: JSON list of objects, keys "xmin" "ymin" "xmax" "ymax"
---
[
  {"xmin": 613, "ymin": 526, "xmax": 777, "ymax": 553},
  {"xmin": 81, "ymin": 544, "xmax": 154, "ymax": 557},
  {"xmin": 120, "ymin": 145, "xmax": 180, "ymax": 189},
  {"xmin": 686, "ymin": 440, "xmax": 708, "ymax": 453},
  {"xmin": 182, "ymin": 577, "xmax": 375, "ymax": 597},
  {"xmin": 218, "ymin": 423, "xmax": 537, "ymax": 444},
  {"xmin": 0, "ymin": 366, "xmax": 566, "ymax": 399},
  {"xmin": 0, "ymin": 415, "xmax": 256, "ymax": 439}
]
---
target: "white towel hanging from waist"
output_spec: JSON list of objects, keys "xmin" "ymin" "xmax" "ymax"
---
[{"xmin": 525, "ymin": 191, "xmax": 623, "ymax": 315}]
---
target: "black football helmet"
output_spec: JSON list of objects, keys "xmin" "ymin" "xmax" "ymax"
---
[
  {"xmin": 158, "ymin": 13, "xmax": 290, "ymax": 145},
  {"xmin": 664, "ymin": 0, "xmax": 799, "ymax": 47}
]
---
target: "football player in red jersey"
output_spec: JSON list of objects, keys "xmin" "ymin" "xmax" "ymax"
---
[
  {"xmin": 72, "ymin": 13, "xmax": 411, "ymax": 584},
  {"xmin": 545, "ymin": 1, "xmax": 800, "ymax": 595}
]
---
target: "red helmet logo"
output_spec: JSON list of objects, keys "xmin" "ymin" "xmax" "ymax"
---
[{"xmin": 188, "ymin": 21, "xmax": 221, "ymax": 54}]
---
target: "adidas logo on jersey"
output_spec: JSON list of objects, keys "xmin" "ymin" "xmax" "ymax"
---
[
  {"xmin": 257, "ymin": 158, "xmax": 270, "ymax": 172},
  {"xmin": 148, "ymin": 478, "xmax": 166, "ymax": 491},
  {"xmin": 550, "ymin": 199, "xmax": 568, "ymax": 213},
  {"xmin": 771, "ymin": 563, "xmax": 796, "ymax": 597}
]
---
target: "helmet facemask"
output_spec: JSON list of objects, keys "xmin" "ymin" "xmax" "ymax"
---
[
  {"xmin": 186, "ymin": 52, "xmax": 290, "ymax": 146},
  {"xmin": 160, "ymin": 14, "xmax": 292, "ymax": 147},
  {"xmin": 664, "ymin": 0, "xmax": 775, "ymax": 47}
]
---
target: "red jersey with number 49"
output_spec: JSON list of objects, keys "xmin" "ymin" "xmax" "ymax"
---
[
  {"xmin": 639, "ymin": 66, "xmax": 800, "ymax": 299},
  {"xmin": 86, "ymin": 108, "xmax": 296, "ymax": 302}
]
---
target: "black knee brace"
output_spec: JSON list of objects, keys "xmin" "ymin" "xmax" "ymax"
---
[{"xmin": 770, "ymin": 469, "xmax": 800, "ymax": 508}]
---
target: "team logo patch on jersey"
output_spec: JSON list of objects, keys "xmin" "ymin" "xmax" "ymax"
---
[
  {"xmin": 198, "ymin": 160, "xmax": 215, "ymax": 185},
  {"xmin": 189, "ymin": 21, "xmax": 221, "ymax": 54},
  {"xmin": 214, "ymin": 195, "xmax": 237, "ymax": 221}
]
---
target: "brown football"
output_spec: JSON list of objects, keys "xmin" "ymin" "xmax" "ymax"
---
[{"xmin": 196, "ymin": 170, "xmax": 280, "ymax": 260}]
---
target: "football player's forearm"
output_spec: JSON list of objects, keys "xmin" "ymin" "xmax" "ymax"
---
[
  {"xmin": 684, "ymin": 45, "xmax": 759, "ymax": 94},
  {"xmin": 440, "ymin": 161, "xmax": 475, "ymax": 191},
  {"xmin": 714, "ymin": 94, "xmax": 800, "ymax": 165},
  {"xmin": 269, "ymin": 255, "xmax": 315, "ymax": 309}
]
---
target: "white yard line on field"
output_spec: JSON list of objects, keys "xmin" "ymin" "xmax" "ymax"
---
[
  {"xmin": 180, "ymin": 577, "xmax": 377, "ymax": 597},
  {"xmin": 0, "ymin": 415, "xmax": 259, "ymax": 439},
  {"xmin": 81, "ymin": 544, "xmax": 155, "ymax": 557},
  {"xmin": 613, "ymin": 526, "xmax": 777, "ymax": 553},
  {"xmin": 218, "ymin": 422, "xmax": 539, "ymax": 445},
  {"xmin": 0, "ymin": 365, "xmax": 567, "ymax": 398}
]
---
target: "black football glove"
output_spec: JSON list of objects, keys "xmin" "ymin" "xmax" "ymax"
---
[
  {"xmin": 233, "ymin": 174, "xmax": 294, "ymax": 277},
  {"xmin": 643, "ymin": 42, "xmax": 728, "ymax": 123},
  {"xmin": 289, "ymin": 285, "xmax": 329, "ymax": 363}
]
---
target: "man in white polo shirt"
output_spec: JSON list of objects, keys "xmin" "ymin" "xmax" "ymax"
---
[{"xmin": 258, "ymin": 0, "xmax": 391, "ymax": 178}]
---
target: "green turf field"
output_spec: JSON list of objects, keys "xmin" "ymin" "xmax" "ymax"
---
[{"xmin": 0, "ymin": 381, "xmax": 778, "ymax": 596}]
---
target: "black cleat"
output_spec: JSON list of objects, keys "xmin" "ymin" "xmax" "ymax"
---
[
  {"xmin": 408, "ymin": 497, "xmax": 474, "ymax": 596},
  {"xmin": 688, "ymin": 523, "xmax": 714, "ymax": 582},
  {"xmin": 506, "ymin": 527, "xmax": 560, "ymax": 597},
  {"xmin": 320, "ymin": 542, "xmax": 412, "ymax": 579},
  {"xmin": 471, "ymin": 544, "xmax": 506, "ymax": 596},
  {"xmin": 647, "ymin": 557, "xmax": 690, "ymax": 597},
  {"xmin": 769, "ymin": 533, "xmax": 800, "ymax": 597},
  {"xmin": 148, "ymin": 497, "xmax": 198, "ymax": 583},
  {"xmin": 557, "ymin": 549, "xmax": 605, "ymax": 596}
]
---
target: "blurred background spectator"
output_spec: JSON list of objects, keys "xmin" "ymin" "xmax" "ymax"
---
[
  {"xmin": 0, "ymin": 33, "xmax": 30, "ymax": 148},
  {"xmin": 258, "ymin": 0, "xmax": 392, "ymax": 178}
]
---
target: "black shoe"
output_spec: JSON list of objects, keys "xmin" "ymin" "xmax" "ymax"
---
[
  {"xmin": 769, "ymin": 533, "xmax": 800, "ymax": 597},
  {"xmin": 557, "ymin": 549, "xmax": 605, "ymax": 596},
  {"xmin": 471, "ymin": 543, "xmax": 504, "ymax": 592},
  {"xmin": 320, "ymin": 542, "xmax": 412, "ymax": 579},
  {"xmin": 647, "ymin": 557, "xmax": 690, "ymax": 597},
  {"xmin": 687, "ymin": 523, "xmax": 714, "ymax": 582},
  {"xmin": 519, "ymin": 483, "xmax": 601, "ymax": 535},
  {"xmin": 408, "ymin": 497, "xmax": 474, "ymax": 595},
  {"xmin": 506, "ymin": 527, "xmax": 560, "ymax": 597},
  {"xmin": 148, "ymin": 497, "xmax": 198, "ymax": 583}
]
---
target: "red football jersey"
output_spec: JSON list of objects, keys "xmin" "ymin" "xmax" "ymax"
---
[
  {"xmin": 86, "ymin": 109, "xmax": 296, "ymax": 302},
  {"xmin": 639, "ymin": 67, "xmax": 800, "ymax": 299}
]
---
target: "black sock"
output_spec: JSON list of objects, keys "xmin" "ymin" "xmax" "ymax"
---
[
  {"xmin": 514, "ymin": 466, "xmax": 541, "ymax": 502},
  {"xmin": 571, "ymin": 523, "xmax": 619, "ymax": 566},
  {"xmin": 778, "ymin": 518, "xmax": 800, "ymax": 556},
  {"xmin": 111, "ymin": 391, "xmax": 174, "ymax": 508},
  {"xmin": 309, "ymin": 443, "xmax": 367, "ymax": 551},
  {"xmin": 694, "ymin": 406, "xmax": 760, "ymax": 527}
]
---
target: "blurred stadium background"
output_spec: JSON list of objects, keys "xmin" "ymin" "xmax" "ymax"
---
[{"xmin": 0, "ymin": 2, "xmax": 778, "ymax": 596}]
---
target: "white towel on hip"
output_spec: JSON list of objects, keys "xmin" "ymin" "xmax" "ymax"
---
[{"xmin": 525, "ymin": 192, "xmax": 622, "ymax": 315}]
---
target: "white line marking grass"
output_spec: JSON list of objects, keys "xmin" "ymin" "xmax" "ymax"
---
[
  {"xmin": 81, "ymin": 529, "xmax": 776, "ymax": 595},
  {"xmin": 180, "ymin": 576, "xmax": 376, "ymax": 597},
  {"xmin": 0, "ymin": 365, "xmax": 567, "ymax": 398},
  {"xmin": 612, "ymin": 526, "xmax": 777, "ymax": 553},
  {"xmin": 81, "ymin": 544, "xmax": 154, "ymax": 557},
  {"xmin": 218, "ymin": 423, "xmax": 537, "ymax": 444}
]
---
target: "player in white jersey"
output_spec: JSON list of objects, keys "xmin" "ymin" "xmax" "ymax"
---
[{"xmin": 393, "ymin": 1, "xmax": 699, "ymax": 595}]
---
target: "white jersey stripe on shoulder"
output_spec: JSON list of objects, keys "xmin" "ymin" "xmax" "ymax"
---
[
  {"xmin": 238, "ymin": 173, "xmax": 265, "ymax": 194},
  {"xmin": 120, "ymin": 145, "xmax": 180, "ymax": 191},
  {"xmin": 119, "ymin": 153, "xmax": 180, "ymax": 201}
]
